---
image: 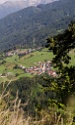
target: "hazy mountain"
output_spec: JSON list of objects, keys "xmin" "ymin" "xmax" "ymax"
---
[
  {"xmin": 0, "ymin": 0, "xmax": 58, "ymax": 19},
  {"xmin": 0, "ymin": 1, "xmax": 27, "ymax": 19},
  {"xmin": 0, "ymin": 0, "xmax": 75, "ymax": 51}
]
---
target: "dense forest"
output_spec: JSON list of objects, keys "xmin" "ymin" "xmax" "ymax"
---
[
  {"xmin": 0, "ymin": 22, "xmax": 75, "ymax": 124},
  {"xmin": 0, "ymin": 0, "xmax": 75, "ymax": 51}
]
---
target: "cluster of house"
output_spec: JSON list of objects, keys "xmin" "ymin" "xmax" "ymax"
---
[
  {"xmin": 5, "ymin": 47, "xmax": 42, "ymax": 57},
  {"xmin": 19, "ymin": 61, "xmax": 57, "ymax": 77}
]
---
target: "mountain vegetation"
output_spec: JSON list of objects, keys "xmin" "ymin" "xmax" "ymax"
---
[
  {"xmin": 0, "ymin": 0, "xmax": 56, "ymax": 19},
  {"xmin": 0, "ymin": 0, "xmax": 75, "ymax": 51},
  {"xmin": 0, "ymin": 22, "xmax": 75, "ymax": 125}
]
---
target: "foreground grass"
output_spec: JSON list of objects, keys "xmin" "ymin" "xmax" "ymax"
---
[
  {"xmin": 0, "ymin": 82, "xmax": 27, "ymax": 125},
  {"xmin": 0, "ymin": 81, "xmax": 75, "ymax": 125}
]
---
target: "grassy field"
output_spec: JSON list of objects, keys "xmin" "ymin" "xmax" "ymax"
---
[
  {"xmin": 0, "ymin": 48, "xmax": 54, "ymax": 81},
  {"xmin": 0, "ymin": 48, "xmax": 75, "ymax": 82},
  {"xmin": 19, "ymin": 49, "xmax": 54, "ymax": 67}
]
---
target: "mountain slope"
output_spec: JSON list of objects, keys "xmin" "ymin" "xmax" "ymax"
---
[
  {"xmin": 0, "ymin": 0, "xmax": 58, "ymax": 19},
  {"xmin": 0, "ymin": 1, "xmax": 28, "ymax": 19},
  {"xmin": 0, "ymin": 0, "xmax": 75, "ymax": 51}
]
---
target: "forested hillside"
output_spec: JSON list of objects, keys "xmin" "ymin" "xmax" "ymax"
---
[
  {"xmin": 0, "ymin": 22, "xmax": 75, "ymax": 124},
  {"xmin": 0, "ymin": 0, "xmax": 75, "ymax": 51},
  {"xmin": 0, "ymin": 0, "xmax": 57, "ymax": 19}
]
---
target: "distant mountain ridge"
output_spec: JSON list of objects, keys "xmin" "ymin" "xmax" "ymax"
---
[
  {"xmin": 0, "ymin": 1, "xmax": 27, "ymax": 19},
  {"xmin": 0, "ymin": 0, "xmax": 58, "ymax": 19},
  {"xmin": 0, "ymin": 0, "xmax": 75, "ymax": 51}
]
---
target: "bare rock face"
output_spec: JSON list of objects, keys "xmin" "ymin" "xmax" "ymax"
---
[{"xmin": 0, "ymin": 0, "xmax": 58, "ymax": 19}]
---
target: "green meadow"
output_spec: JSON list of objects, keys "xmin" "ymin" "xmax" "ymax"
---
[
  {"xmin": 0, "ymin": 48, "xmax": 75, "ymax": 82},
  {"xmin": 0, "ymin": 49, "xmax": 53, "ymax": 81}
]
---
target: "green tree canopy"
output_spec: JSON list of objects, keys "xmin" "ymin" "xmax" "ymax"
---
[{"xmin": 46, "ymin": 21, "xmax": 75, "ymax": 104}]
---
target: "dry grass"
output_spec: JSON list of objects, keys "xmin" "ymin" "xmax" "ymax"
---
[
  {"xmin": 0, "ymin": 81, "xmax": 74, "ymax": 125},
  {"xmin": 0, "ymin": 81, "xmax": 29, "ymax": 125}
]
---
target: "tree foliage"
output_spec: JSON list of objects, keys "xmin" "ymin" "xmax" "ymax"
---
[{"xmin": 46, "ymin": 22, "xmax": 75, "ymax": 104}]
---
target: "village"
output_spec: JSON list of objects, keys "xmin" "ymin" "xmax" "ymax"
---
[
  {"xmin": 5, "ymin": 47, "xmax": 42, "ymax": 57},
  {"xmin": 19, "ymin": 61, "xmax": 57, "ymax": 77},
  {"xmin": 0, "ymin": 47, "xmax": 58, "ymax": 78}
]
